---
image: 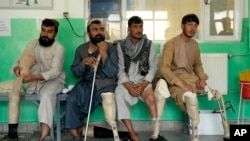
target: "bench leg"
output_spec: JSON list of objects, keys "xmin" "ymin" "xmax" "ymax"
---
[{"xmin": 56, "ymin": 99, "xmax": 61, "ymax": 141}]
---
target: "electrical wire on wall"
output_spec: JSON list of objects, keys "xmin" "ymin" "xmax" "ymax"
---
[
  {"xmin": 64, "ymin": 0, "xmax": 85, "ymax": 38},
  {"xmin": 64, "ymin": 14, "xmax": 86, "ymax": 38}
]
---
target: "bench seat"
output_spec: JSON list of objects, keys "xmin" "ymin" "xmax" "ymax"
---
[{"xmin": 0, "ymin": 92, "xmax": 68, "ymax": 141}]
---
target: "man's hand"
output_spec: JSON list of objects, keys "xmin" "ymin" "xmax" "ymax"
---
[
  {"xmin": 13, "ymin": 66, "xmax": 22, "ymax": 77},
  {"xmin": 22, "ymin": 73, "xmax": 44, "ymax": 83},
  {"xmin": 133, "ymin": 81, "xmax": 149, "ymax": 95},
  {"xmin": 97, "ymin": 41, "xmax": 108, "ymax": 62},
  {"xmin": 123, "ymin": 82, "xmax": 140, "ymax": 97},
  {"xmin": 82, "ymin": 56, "xmax": 97, "ymax": 68},
  {"xmin": 197, "ymin": 79, "xmax": 207, "ymax": 89},
  {"xmin": 97, "ymin": 41, "xmax": 108, "ymax": 54},
  {"xmin": 22, "ymin": 74, "xmax": 35, "ymax": 83}
]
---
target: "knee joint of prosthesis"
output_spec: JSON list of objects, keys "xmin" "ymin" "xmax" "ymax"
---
[
  {"xmin": 101, "ymin": 92, "xmax": 116, "ymax": 126},
  {"xmin": 184, "ymin": 92, "xmax": 199, "ymax": 125}
]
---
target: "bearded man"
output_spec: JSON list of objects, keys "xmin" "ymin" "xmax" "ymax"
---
[
  {"xmin": 64, "ymin": 19, "xmax": 127, "ymax": 141},
  {"xmin": 3, "ymin": 18, "xmax": 66, "ymax": 141}
]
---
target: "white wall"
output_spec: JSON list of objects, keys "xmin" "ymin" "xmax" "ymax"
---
[{"xmin": 0, "ymin": 0, "xmax": 84, "ymax": 18}]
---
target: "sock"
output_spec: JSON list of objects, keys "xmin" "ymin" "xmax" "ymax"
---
[{"xmin": 8, "ymin": 124, "xmax": 18, "ymax": 138}]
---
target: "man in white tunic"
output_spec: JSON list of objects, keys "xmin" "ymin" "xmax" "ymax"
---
[{"xmin": 5, "ymin": 18, "xmax": 65, "ymax": 141}]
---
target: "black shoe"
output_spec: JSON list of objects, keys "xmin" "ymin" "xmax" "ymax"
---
[
  {"xmin": 223, "ymin": 137, "xmax": 230, "ymax": 141},
  {"xmin": 149, "ymin": 135, "xmax": 168, "ymax": 141},
  {"xmin": 0, "ymin": 135, "xmax": 19, "ymax": 141}
]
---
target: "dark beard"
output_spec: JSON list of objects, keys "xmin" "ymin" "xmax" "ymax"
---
[
  {"xmin": 90, "ymin": 34, "xmax": 105, "ymax": 45},
  {"xmin": 39, "ymin": 36, "xmax": 55, "ymax": 47}
]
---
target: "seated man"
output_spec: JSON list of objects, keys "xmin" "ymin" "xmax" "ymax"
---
[
  {"xmin": 159, "ymin": 13, "xmax": 230, "ymax": 141},
  {"xmin": 64, "ymin": 19, "xmax": 123, "ymax": 141},
  {"xmin": 115, "ymin": 16, "xmax": 168, "ymax": 141},
  {"xmin": 4, "ymin": 18, "xmax": 66, "ymax": 141}
]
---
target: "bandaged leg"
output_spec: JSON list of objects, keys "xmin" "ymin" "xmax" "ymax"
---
[
  {"xmin": 184, "ymin": 92, "xmax": 199, "ymax": 141},
  {"xmin": 101, "ymin": 92, "xmax": 120, "ymax": 141},
  {"xmin": 151, "ymin": 79, "xmax": 168, "ymax": 138}
]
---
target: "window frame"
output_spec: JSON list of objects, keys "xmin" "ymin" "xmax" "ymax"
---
[{"xmin": 200, "ymin": 0, "xmax": 243, "ymax": 42}]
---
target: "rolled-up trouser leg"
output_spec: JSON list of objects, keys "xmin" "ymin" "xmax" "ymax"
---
[
  {"xmin": 101, "ymin": 92, "xmax": 120, "ymax": 141},
  {"xmin": 184, "ymin": 92, "xmax": 199, "ymax": 141}
]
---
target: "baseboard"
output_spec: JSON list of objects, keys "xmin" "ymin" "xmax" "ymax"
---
[
  {"xmin": 0, "ymin": 120, "xmax": 237, "ymax": 133},
  {"xmin": 0, "ymin": 121, "xmax": 184, "ymax": 133}
]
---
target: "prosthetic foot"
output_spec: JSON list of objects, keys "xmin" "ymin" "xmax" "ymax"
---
[
  {"xmin": 101, "ymin": 92, "xmax": 120, "ymax": 141},
  {"xmin": 185, "ymin": 94, "xmax": 199, "ymax": 141}
]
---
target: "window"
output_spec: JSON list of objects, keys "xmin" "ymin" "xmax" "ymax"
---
[
  {"xmin": 201, "ymin": 0, "xmax": 243, "ymax": 41},
  {"xmin": 86, "ymin": 0, "xmax": 244, "ymax": 42}
]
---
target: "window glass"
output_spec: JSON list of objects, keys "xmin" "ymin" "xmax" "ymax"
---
[
  {"xmin": 210, "ymin": 0, "xmax": 234, "ymax": 36},
  {"xmin": 90, "ymin": 0, "xmax": 121, "ymax": 41},
  {"xmin": 125, "ymin": 0, "xmax": 200, "ymax": 41},
  {"xmin": 202, "ymin": 0, "xmax": 242, "ymax": 41}
]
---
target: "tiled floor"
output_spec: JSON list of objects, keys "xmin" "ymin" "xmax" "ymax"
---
[{"xmin": 0, "ymin": 131, "xmax": 226, "ymax": 141}]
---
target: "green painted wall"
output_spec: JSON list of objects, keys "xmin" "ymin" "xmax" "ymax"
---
[{"xmin": 0, "ymin": 15, "xmax": 250, "ymax": 123}]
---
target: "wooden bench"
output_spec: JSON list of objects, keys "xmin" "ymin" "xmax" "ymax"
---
[{"xmin": 0, "ymin": 92, "xmax": 68, "ymax": 141}]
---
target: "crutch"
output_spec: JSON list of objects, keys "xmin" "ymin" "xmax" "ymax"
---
[
  {"xmin": 205, "ymin": 85, "xmax": 230, "ymax": 140},
  {"xmin": 84, "ymin": 54, "xmax": 101, "ymax": 141}
]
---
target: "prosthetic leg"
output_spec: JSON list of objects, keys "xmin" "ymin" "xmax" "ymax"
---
[
  {"xmin": 184, "ymin": 92, "xmax": 199, "ymax": 141},
  {"xmin": 205, "ymin": 86, "xmax": 230, "ymax": 141},
  {"xmin": 150, "ymin": 79, "xmax": 169, "ymax": 141},
  {"xmin": 79, "ymin": 92, "xmax": 126, "ymax": 140},
  {"xmin": 8, "ymin": 49, "xmax": 36, "ymax": 139},
  {"xmin": 152, "ymin": 80, "xmax": 167, "ymax": 136},
  {"xmin": 101, "ymin": 92, "xmax": 120, "ymax": 141}
]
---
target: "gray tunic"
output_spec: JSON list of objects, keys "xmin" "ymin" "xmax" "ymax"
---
[
  {"xmin": 115, "ymin": 39, "xmax": 157, "ymax": 120},
  {"xmin": 65, "ymin": 41, "xmax": 118, "ymax": 129}
]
